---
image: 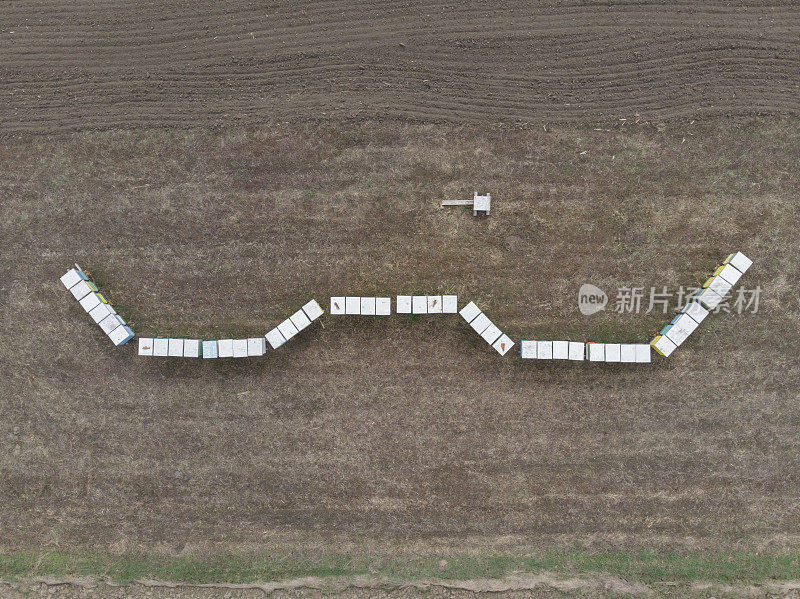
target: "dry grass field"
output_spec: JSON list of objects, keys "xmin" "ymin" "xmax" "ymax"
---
[
  {"xmin": 2, "ymin": 0, "xmax": 800, "ymax": 594},
  {"xmin": 1, "ymin": 119, "xmax": 799, "ymax": 566}
]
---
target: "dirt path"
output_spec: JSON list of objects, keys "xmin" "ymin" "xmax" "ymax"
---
[{"xmin": 1, "ymin": 1, "xmax": 799, "ymax": 132}]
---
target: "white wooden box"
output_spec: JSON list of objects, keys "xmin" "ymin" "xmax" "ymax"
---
[
  {"xmin": 330, "ymin": 297, "xmax": 345, "ymax": 315},
  {"xmin": 265, "ymin": 328, "xmax": 285, "ymax": 349},
  {"xmin": 706, "ymin": 276, "xmax": 732, "ymax": 298},
  {"xmin": 568, "ymin": 342, "xmax": 585, "ymax": 361},
  {"xmin": 675, "ymin": 313, "xmax": 700, "ymax": 336},
  {"xmin": 620, "ymin": 344, "xmax": 636, "ymax": 363},
  {"xmin": 138, "ymin": 337, "xmax": 154, "ymax": 356},
  {"xmin": 396, "ymin": 295, "xmax": 412, "ymax": 314},
  {"xmin": 537, "ymin": 341, "xmax": 553, "ymax": 360},
  {"xmin": 217, "ymin": 339, "xmax": 234, "ymax": 358},
  {"xmin": 588, "ymin": 343, "xmax": 605, "ymax": 362},
  {"xmin": 60, "ymin": 268, "xmax": 84, "ymax": 290},
  {"xmin": 168, "ymin": 338, "xmax": 184, "ymax": 357},
  {"xmin": 717, "ymin": 263, "xmax": 742, "ymax": 286},
  {"xmin": 69, "ymin": 280, "xmax": 94, "ymax": 301},
  {"xmin": 651, "ymin": 335, "xmax": 676, "ymax": 357},
  {"xmin": 247, "ymin": 337, "xmax": 266, "ymax": 356},
  {"xmin": 88, "ymin": 302, "xmax": 115, "ymax": 323},
  {"xmin": 493, "ymin": 334, "xmax": 513, "ymax": 355},
  {"xmin": 302, "ymin": 299, "xmax": 324, "ymax": 321},
  {"xmin": 345, "ymin": 296, "xmax": 360, "ymax": 315},
  {"xmin": 696, "ymin": 286, "xmax": 724, "ymax": 310},
  {"xmin": 79, "ymin": 292, "xmax": 102, "ymax": 313},
  {"xmin": 459, "ymin": 301, "xmax": 481, "ymax": 323},
  {"xmin": 99, "ymin": 313, "xmax": 125, "ymax": 335},
  {"xmin": 184, "ymin": 339, "xmax": 200, "ymax": 358},
  {"xmin": 153, "ymin": 338, "xmax": 169, "ymax": 357},
  {"xmin": 470, "ymin": 313, "xmax": 491, "ymax": 334},
  {"xmin": 108, "ymin": 325, "xmax": 134, "ymax": 346},
  {"xmin": 604, "ymin": 343, "xmax": 621, "ymax": 362},
  {"xmin": 202, "ymin": 340, "xmax": 218, "ymax": 358},
  {"xmin": 726, "ymin": 251, "xmax": 752, "ymax": 273},
  {"xmin": 442, "ymin": 295, "xmax": 458, "ymax": 313},
  {"xmin": 375, "ymin": 297, "xmax": 391, "ymax": 315},
  {"xmin": 360, "ymin": 297, "xmax": 376, "ymax": 315},
  {"xmin": 278, "ymin": 318, "xmax": 299, "ymax": 340},
  {"xmin": 634, "ymin": 343, "xmax": 651, "ymax": 363},
  {"xmin": 552, "ymin": 341, "xmax": 569, "ymax": 360},
  {"xmin": 232, "ymin": 339, "xmax": 248, "ymax": 358},
  {"xmin": 412, "ymin": 296, "xmax": 427, "ymax": 314},
  {"xmin": 520, "ymin": 340, "xmax": 537, "ymax": 359},
  {"xmin": 682, "ymin": 301, "xmax": 709, "ymax": 324},
  {"xmin": 290, "ymin": 309, "xmax": 312, "ymax": 331},
  {"xmin": 427, "ymin": 295, "xmax": 443, "ymax": 314},
  {"xmin": 480, "ymin": 323, "xmax": 502, "ymax": 344}
]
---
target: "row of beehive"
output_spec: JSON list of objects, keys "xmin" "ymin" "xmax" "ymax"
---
[
  {"xmin": 137, "ymin": 300, "xmax": 324, "ymax": 357},
  {"xmin": 458, "ymin": 301, "xmax": 514, "ymax": 355},
  {"xmin": 650, "ymin": 251, "xmax": 752, "ymax": 357},
  {"xmin": 521, "ymin": 341, "xmax": 651, "ymax": 363},
  {"xmin": 60, "ymin": 265, "xmax": 135, "ymax": 346},
  {"xmin": 329, "ymin": 295, "xmax": 459, "ymax": 315}
]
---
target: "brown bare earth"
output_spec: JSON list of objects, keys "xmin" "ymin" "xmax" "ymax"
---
[
  {"xmin": 1, "ymin": 1, "xmax": 800, "ymax": 133},
  {"xmin": 1, "ymin": 119, "xmax": 799, "ymax": 556}
]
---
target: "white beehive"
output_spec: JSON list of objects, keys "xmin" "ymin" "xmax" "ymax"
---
[
  {"xmin": 715, "ymin": 263, "xmax": 742, "ymax": 286},
  {"xmin": 520, "ymin": 340, "xmax": 537, "ymax": 359},
  {"xmin": 682, "ymin": 301, "xmax": 709, "ymax": 324},
  {"xmin": 345, "ymin": 296, "xmax": 360, "ymax": 315},
  {"xmin": 620, "ymin": 344, "xmax": 636, "ymax": 363},
  {"xmin": 537, "ymin": 341, "xmax": 553, "ymax": 360},
  {"xmin": 360, "ymin": 297, "xmax": 376, "ymax": 315},
  {"xmin": 330, "ymin": 297, "xmax": 345, "ymax": 315},
  {"xmin": 108, "ymin": 325, "xmax": 135, "ymax": 346},
  {"xmin": 217, "ymin": 339, "xmax": 234, "ymax": 358},
  {"xmin": 412, "ymin": 296, "xmax": 427, "ymax": 314},
  {"xmin": 232, "ymin": 339, "xmax": 248, "ymax": 358},
  {"xmin": 427, "ymin": 295, "xmax": 443, "ymax": 314},
  {"xmin": 442, "ymin": 295, "xmax": 458, "ymax": 313},
  {"xmin": 277, "ymin": 318, "xmax": 299, "ymax": 340},
  {"xmin": 79, "ymin": 292, "xmax": 102, "ymax": 313},
  {"xmin": 587, "ymin": 343, "xmax": 604, "ymax": 362},
  {"xmin": 247, "ymin": 337, "xmax": 266, "ymax": 356},
  {"xmin": 705, "ymin": 275, "xmax": 732, "ymax": 298},
  {"xmin": 650, "ymin": 334, "xmax": 677, "ymax": 357},
  {"xmin": 604, "ymin": 343, "xmax": 621, "ymax": 362},
  {"xmin": 568, "ymin": 342, "xmax": 585, "ymax": 361},
  {"xmin": 60, "ymin": 268, "xmax": 85, "ymax": 290},
  {"xmin": 459, "ymin": 301, "xmax": 481, "ymax": 323},
  {"xmin": 375, "ymin": 297, "xmax": 391, "ymax": 315},
  {"xmin": 696, "ymin": 286, "xmax": 724, "ymax": 310},
  {"xmin": 552, "ymin": 341, "xmax": 569, "ymax": 360},
  {"xmin": 88, "ymin": 302, "xmax": 115, "ymax": 323},
  {"xmin": 480, "ymin": 323, "xmax": 502, "ymax": 344},
  {"xmin": 470, "ymin": 313, "xmax": 491, "ymax": 334},
  {"xmin": 290, "ymin": 309, "xmax": 312, "ymax": 331},
  {"xmin": 265, "ymin": 328, "xmax": 285, "ymax": 349},
  {"xmin": 396, "ymin": 295, "xmax": 412, "ymax": 314},
  {"xmin": 302, "ymin": 299, "xmax": 324, "ymax": 321},
  {"xmin": 153, "ymin": 338, "xmax": 169, "ymax": 357},
  {"xmin": 99, "ymin": 313, "xmax": 125, "ymax": 335},
  {"xmin": 493, "ymin": 334, "xmax": 513, "ymax": 355},
  {"xmin": 725, "ymin": 251, "xmax": 752, "ymax": 273},
  {"xmin": 202, "ymin": 340, "xmax": 219, "ymax": 358},
  {"xmin": 184, "ymin": 339, "xmax": 201, "ymax": 358},
  {"xmin": 472, "ymin": 192, "xmax": 491, "ymax": 216},
  {"xmin": 138, "ymin": 337, "xmax": 154, "ymax": 356},
  {"xmin": 69, "ymin": 280, "xmax": 95, "ymax": 301},
  {"xmin": 634, "ymin": 344, "xmax": 651, "ymax": 363},
  {"xmin": 168, "ymin": 338, "xmax": 184, "ymax": 357}
]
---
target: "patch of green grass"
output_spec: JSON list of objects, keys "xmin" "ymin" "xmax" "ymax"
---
[{"xmin": 1, "ymin": 550, "xmax": 799, "ymax": 585}]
